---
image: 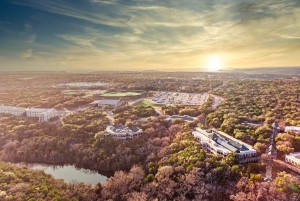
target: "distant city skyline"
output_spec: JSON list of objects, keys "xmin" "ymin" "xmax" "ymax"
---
[{"xmin": 0, "ymin": 0, "xmax": 300, "ymax": 71}]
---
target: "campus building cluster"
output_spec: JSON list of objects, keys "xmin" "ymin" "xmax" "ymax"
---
[
  {"xmin": 0, "ymin": 105, "xmax": 59, "ymax": 122},
  {"xmin": 104, "ymin": 125, "xmax": 143, "ymax": 140},
  {"xmin": 193, "ymin": 127, "xmax": 258, "ymax": 163}
]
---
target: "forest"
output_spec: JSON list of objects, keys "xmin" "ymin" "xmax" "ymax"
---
[
  {"xmin": 0, "ymin": 77, "xmax": 300, "ymax": 200},
  {"xmin": 0, "ymin": 162, "xmax": 98, "ymax": 200}
]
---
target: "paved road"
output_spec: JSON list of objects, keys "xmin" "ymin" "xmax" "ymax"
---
[
  {"xmin": 105, "ymin": 110, "xmax": 114, "ymax": 125},
  {"xmin": 128, "ymin": 98, "xmax": 145, "ymax": 106},
  {"xmin": 210, "ymin": 94, "xmax": 224, "ymax": 109},
  {"xmin": 154, "ymin": 106, "xmax": 165, "ymax": 116},
  {"xmin": 212, "ymin": 81, "xmax": 227, "ymax": 91}
]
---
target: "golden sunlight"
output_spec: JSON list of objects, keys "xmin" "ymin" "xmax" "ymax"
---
[{"xmin": 206, "ymin": 55, "xmax": 223, "ymax": 72}]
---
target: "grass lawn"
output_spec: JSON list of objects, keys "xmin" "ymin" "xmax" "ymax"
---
[
  {"xmin": 133, "ymin": 99, "xmax": 156, "ymax": 107},
  {"xmin": 101, "ymin": 92, "xmax": 142, "ymax": 97}
]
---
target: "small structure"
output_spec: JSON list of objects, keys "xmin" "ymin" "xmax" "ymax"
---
[
  {"xmin": 193, "ymin": 127, "xmax": 258, "ymax": 163},
  {"xmin": 26, "ymin": 108, "xmax": 59, "ymax": 122},
  {"xmin": 0, "ymin": 105, "xmax": 27, "ymax": 116},
  {"xmin": 104, "ymin": 125, "xmax": 143, "ymax": 140},
  {"xmin": 242, "ymin": 122, "xmax": 263, "ymax": 127},
  {"xmin": 285, "ymin": 126, "xmax": 300, "ymax": 135},
  {"xmin": 165, "ymin": 115, "xmax": 195, "ymax": 122},
  {"xmin": 91, "ymin": 99, "xmax": 124, "ymax": 108},
  {"xmin": 285, "ymin": 152, "xmax": 300, "ymax": 167}
]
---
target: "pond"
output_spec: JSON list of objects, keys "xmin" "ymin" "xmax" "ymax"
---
[{"xmin": 28, "ymin": 164, "xmax": 108, "ymax": 185}]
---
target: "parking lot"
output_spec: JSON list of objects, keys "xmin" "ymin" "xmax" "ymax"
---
[{"xmin": 150, "ymin": 91, "xmax": 208, "ymax": 105}]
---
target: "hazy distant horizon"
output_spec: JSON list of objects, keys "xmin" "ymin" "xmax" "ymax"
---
[{"xmin": 0, "ymin": 66, "xmax": 300, "ymax": 75}]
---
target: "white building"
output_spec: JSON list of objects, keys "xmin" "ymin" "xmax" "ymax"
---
[
  {"xmin": 56, "ymin": 82, "xmax": 110, "ymax": 88},
  {"xmin": 26, "ymin": 108, "xmax": 59, "ymax": 122},
  {"xmin": 285, "ymin": 152, "xmax": 300, "ymax": 167},
  {"xmin": 165, "ymin": 115, "xmax": 196, "ymax": 122},
  {"xmin": 0, "ymin": 105, "xmax": 59, "ymax": 122},
  {"xmin": 104, "ymin": 125, "xmax": 143, "ymax": 140},
  {"xmin": 91, "ymin": 99, "xmax": 124, "ymax": 108},
  {"xmin": 0, "ymin": 105, "xmax": 27, "ymax": 116},
  {"xmin": 285, "ymin": 126, "xmax": 300, "ymax": 135},
  {"xmin": 193, "ymin": 128, "xmax": 258, "ymax": 163}
]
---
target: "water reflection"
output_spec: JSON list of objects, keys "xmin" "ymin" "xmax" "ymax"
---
[{"xmin": 28, "ymin": 164, "xmax": 108, "ymax": 185}]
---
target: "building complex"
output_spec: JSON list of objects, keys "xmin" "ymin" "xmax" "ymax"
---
[
  {"xmin": 193, "ymin": 127, "xmax": 258, "ymax": 163},
  {"xmin": 0, "ymin": 105, "xmax": 59, "ymax": 122}
]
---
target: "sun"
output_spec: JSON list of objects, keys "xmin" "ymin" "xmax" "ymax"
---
[{"xmin": 206, "ymin": 55, "xmax": 223, "ymax": 72}]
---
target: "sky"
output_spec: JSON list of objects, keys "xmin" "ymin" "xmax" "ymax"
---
[{"xmin": 0, "ymin": 0, "xmax": 299, "ymax": 72}]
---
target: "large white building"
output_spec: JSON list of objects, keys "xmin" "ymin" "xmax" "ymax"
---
[
  {"xmin": 0, "ymin": 105, "xmax": 27, "ymax": 116},
  {"xmin": 91, "ymin": 99, "xmax": 124, "ymax": 108},
  {"xmin": 26, "ymin": 108, "xmax": 59, "ymax": 122},
  {"xmin": 104, "ymin": 125, "xmax": 143, "ymax": 140},
  {"xmin": 285, "ymin": 152, "xmax": 300, "ymax": 167},
  {"xmin": 193, "ymin": 128, "xmax": 258, "ymax": 163},
  {"xmin": 285, "ymin": 126, "xmax": 300, "ymax": 135},
  {"xmin": 0, "ymin": 105, "xmax": 59, "ymax": 122}
]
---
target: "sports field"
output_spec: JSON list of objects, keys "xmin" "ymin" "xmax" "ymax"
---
[{"xmin": 101, "ymin": 91, "xmax": 142, "ymax": 97}]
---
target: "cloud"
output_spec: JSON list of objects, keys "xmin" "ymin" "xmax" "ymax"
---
[
  {"xmin": 3, "ymin": 0, "xmax": 300, "ymax": 70},
  {"xmin": 12, "ymin": 0, "xmax": 129, "ymax": 28},
  {"xmin": 90, "ymin": 0, "xmax": 119, "ymax": 5},
  {"xmin": 20, "ymin": 49, "xmax": 33, "ymax": 59},
  {"xmin": 25, "ymin": 23, "xmax": 32, "ymax": 31},
  {"xmin": 26, "ymin": 34, "xmax": 36, "ymax": 43}
]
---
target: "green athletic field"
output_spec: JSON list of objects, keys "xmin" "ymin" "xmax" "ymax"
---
[{"xmin": 101, "ymin": 91, "xmax": 142, "ymax": 97}]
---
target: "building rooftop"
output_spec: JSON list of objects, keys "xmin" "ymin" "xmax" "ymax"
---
[
  {"xmin": 98, "ymin": 99, "xmax": 121, "ymax": 105},
  {"xmin": 286, "ymin": 152, "xmax": 300, "ymax": 164},
  {"xmin": 105, "ymin": 125, "xmax": 142, "ymax": 135},
  {"xmin": 27, "ymin": 108, "xmax": 56, "ymax": 113},
  {"xmin": 285, "ymin": 126, "xmax": 300, "ymax": 131},
  {"xmin": 0, "ymin": 105, "xmax": 27, "ymax": 111},
  {"xmin": 194, "ymin": 128, "xmax": 256, "ymax": 154},
  {"xmin": 213, "ymin": 129, "xmax": 253, "ymax": 152},
  {"xmin": 165, "ymin": 115, "xmax": 195, "ymax": 122}
]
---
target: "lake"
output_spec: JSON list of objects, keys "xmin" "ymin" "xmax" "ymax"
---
[{"xmin": 28, "ymin": 164, "xmax": 108, "ymax": 185}]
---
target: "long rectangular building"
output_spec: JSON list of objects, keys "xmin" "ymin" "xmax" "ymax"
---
[
  {"xmin": 90, "ymin": 99, "xmax": 124, "ymax": 108},
  {"xmin": 285, "ymin": 126, "xmax": 300, "ymax": 135},
  {"xmin": 0, "ymin": 105, "xmax": 27, "ymax": 116},
  {"xmin": 0, "ymin": 105, "xmax": 59, "ymax": 122},
  {"xmin": 193, "ymin": 128, "xmax": 258, "ymax": 163},
  {"xmin": 286, "ymin": 152, "xmax": 300, "ymax": 167}
]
